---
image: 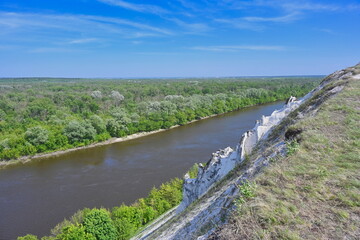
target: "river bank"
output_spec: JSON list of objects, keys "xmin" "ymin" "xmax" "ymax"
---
[
  {"xmin": 0, "ymin": 100, "xmax": 289, "ymax": 170},
  {"xmin": 0, "ymin": 114, "xmax": 215, "ymax": 169}
]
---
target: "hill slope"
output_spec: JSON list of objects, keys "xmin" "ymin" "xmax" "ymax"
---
[
  {"xmin": 211, "ymin": 65, "xmax": 360, "ymax": 239},
  {"xmin": 139, "ymin": 64, "xmax": 360, "ymax": 239}
]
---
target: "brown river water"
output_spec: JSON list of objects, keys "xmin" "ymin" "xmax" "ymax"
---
[{"xmin": 0, "ymin": 101, "xmax": 284, "ymax": 239}]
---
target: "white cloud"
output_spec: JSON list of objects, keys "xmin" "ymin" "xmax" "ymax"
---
[
  {"xmin": 191, "ymin": 45, "xmax": 286, "ymax": 52},
  {"xmin": 243, "ymin": 12, "xmax": 300, "ymax": 23},
  {"xmin": 28, "ymin": 47, "xmax": 82, "ymax": 53},
  {"xmin": 215, "ymin": 18, "xmax": 264, "ymax": 31},
  {"xmin": 0, "ymin": 11, "xmax": 173, "ymax": 37},
  {"xmin": 68, "ymin": 38, "xmax": 99, "ymax": 44},
  {"xmin": 97, "ymin": 0, "xmax": 169, "ymax": 15},
  {"xmin": 168, "ymin": 18, "xmax": 211, "ymax": 33}
]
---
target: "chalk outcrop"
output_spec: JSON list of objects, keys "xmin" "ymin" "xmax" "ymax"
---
[
  {"xmin": 177, "ymin": 94, "xmax": 312, "ymax": 213},
  {"xmin": 177, "ymin": 146, "xmax": 240, "ymax": 212}
]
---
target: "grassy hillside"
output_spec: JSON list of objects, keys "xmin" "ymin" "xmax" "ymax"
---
[{"xmin": 214, "ymin": 67, "xmax": 360, "ymax": 239}]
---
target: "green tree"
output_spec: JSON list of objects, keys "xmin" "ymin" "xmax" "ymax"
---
[
  {"xmin": 17, "ymin": 234, "xmax": 39, "ymax": 240},
  {"xmin": 106, "ymin": 119, "xmax": 122, "ymax": 137},
  {"xmin": 25, "ymin": 126, "xmax": 49, "ymax": 146},
  {"xmin": 27, "ymin": 98, "xmax": 55, "ymax": 121},
  {"xmin": 89, "ymin": 115, "xmax": 106, "ymax": 134},
  {"xmin": 57, "ymin": 224, "xmax": 96, "ymax": 240},
  {"xmin": 0, "ymin": 109, "xmax": 6, "ymax": 121},
  {"xmin": 82, "ymin": 209, "xmax": 118, "ymax": 240},
  {"xmin": 63, "ymin": 121, "xmax": 96, "ymax": 144}
]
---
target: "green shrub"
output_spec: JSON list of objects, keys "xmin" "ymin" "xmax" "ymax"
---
[
  {"xmin": 17, "ymin": 234, "xmax": 39, "ymax": 240},
  {"xmin": 286, "ymin": 140, "xmax": 300, "ymax": 156},
  {"xmin": 188, "ymin": 163, "xmax": 199, "ymax": 178},
  {"xmin": 236, "ymin": 181, "xmax": 256, "ymax": 206}
]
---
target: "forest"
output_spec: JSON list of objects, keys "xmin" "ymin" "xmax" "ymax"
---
[{"xmin": 0, "ymin": 77, "xmax": 322, "ymax": 162}]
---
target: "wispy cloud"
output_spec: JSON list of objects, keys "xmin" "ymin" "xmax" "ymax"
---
[
  {"xmin": 318, "ymin": 28, "xmax": 336, "ymax": 35},
  {"xmin": 191, "ymin": 45, "xmax": 286, "ymax": 52},
  {"xmin": 279, "ymin": 2, "xmax": 359, "ymax": 12},
  {"xmin": 0, "ymin": 11, "xmax": 173, "ymax": 38},
  {"xmin": 215, "ymin": 19, "xmax": 264, "ymax": 31},
  {"xmin": 216, "ymin": 0, "xmax": 360, "ymax": 31},
  {"xmin": 68, "ymin": 38, "xmax": 99, "ymax": 44},
  {"xmin": 28, "ymin": 47, "xmax": 82, "ymax": 53},
  {"xmin": 243, "ymin": 12, "xmax": 300, "ymax": 23},
  {"xmin": 167, "ymin": 17, "xmax": 211, "ymax": 33},
  {"xmin": 97, "ymin": 0, "xmax": 169, "ymax": 15},
  {"xmin": 227, "ymin": 0, "xmax": 355, "ymax": 12}
]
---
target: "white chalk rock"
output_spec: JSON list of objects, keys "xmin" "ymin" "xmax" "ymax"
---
[{"xmin": 177, "ymin": 93, "xmax": 316, "ymax": 213}]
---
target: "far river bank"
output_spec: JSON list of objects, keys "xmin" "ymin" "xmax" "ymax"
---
[{"xmin": 0, "ymin": 100, "xmax": 288, "ymax": 170}]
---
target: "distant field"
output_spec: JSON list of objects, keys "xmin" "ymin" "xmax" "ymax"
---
[{"xmin": 0, "ymin": 76, "xmax": 322, "ymax": 162}]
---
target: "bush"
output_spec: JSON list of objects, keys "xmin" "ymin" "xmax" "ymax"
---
[{"xmin": 188, "ymin": 163, "xmax": 199, "ymax": 178}]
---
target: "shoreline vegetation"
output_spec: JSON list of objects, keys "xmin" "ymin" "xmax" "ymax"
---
[
  {"xmin": 0, "ymin": 112, "xmax": 220, "ymax": 169},
  {"xmin": 0, "ymin": 77, "xmax": 321, "ymax": 169},
  {"xmin": 0, "ymin": 101, "xmax": 276, "ymax": 169}
]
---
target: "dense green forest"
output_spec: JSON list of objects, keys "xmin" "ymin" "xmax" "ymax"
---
[{"xmin": 0, "ymin": 77, "xmax": 321, "ymax": 161}]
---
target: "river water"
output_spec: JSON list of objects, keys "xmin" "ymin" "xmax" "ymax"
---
[{"xmin": 0, "ymin": 101, "xmax": 284, "ymax": 239}]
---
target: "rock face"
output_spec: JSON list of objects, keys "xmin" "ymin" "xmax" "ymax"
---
[
  {"xmin": 177, "ymin": 94, "xmax": 313, "ymax": 213},
  {"xmin": 177, "ymin": 146, "xmax": 240, "ymax": 212}
]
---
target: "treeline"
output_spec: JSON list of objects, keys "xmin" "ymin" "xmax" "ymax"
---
[
  {"xmin": 0, "ymin": 77, "xmax": 321, "ymax": 161},
  {"xmin": 18, "ymin": 178, "xmax": 183, "ymax": 240}
]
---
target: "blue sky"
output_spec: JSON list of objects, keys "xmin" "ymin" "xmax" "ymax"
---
[{"xmin": 0, "ymin": 0, "xmax": 359, "ymax": 77}]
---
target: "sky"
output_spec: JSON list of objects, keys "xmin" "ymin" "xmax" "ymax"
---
[{"xmin": 0, "ymin": 0, "xmax": 359, "ymax": 77}]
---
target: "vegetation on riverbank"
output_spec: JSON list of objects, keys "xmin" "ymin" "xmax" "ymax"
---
[
  {"xmin": 213, "ymin": 69, "xmax": 360, "ymax": 239},
  {"xmin": 18, "ymin": 178, "xmax": 183, "ymax": 240},
  {"xmin": 0, "ymin": 77, "xmax": 321, "ymax": 162}
]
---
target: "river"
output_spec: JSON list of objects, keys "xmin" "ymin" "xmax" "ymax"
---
[{"xmin": 0, "ymin": 101, "xmax": 284, "ymax": 239}]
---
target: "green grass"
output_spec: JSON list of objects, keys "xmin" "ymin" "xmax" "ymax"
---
[{"xmin": 215, "ymin": 72, "xmax": 360, "ymax": 239}]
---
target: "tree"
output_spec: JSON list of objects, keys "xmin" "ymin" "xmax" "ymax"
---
[
  {"xmin": 110, "ymin": 91, "xmax": 124, "ymax": 106},
  {"xmin": 106, "ymin": 119, "xmax": 127, "ymax": 137},
  {"xmin": 91, "ymin": 91, "xmax": 102, "ymax": 99},
  {"xmin": 27, "ymin": 98, "xmax": 55, "ymax": 121},
  {"xmin": 17, "ymin": 234, "xmax": 39, "ymax": 240},
  {"xmin": 57, "ymin": 224, "xmax": 96, "ymax": 240},
  {"xmin": 0, "ymin": 109, "xmax": 6, "ymax": 121},
  {"xmin": 82, "ymin": 209, "xmax": 118, "ymax": 240},
  {"xmin": 110, "ymin": 108, "xmax": 131, "ymax": 125},
  {"xmin": 63, "ymin": 121, "xmax": 96, "ymax": 143},
  {"xmin": 89, "ymin": 115, "xmax": 106, "ymax": 134},
  {"xmin": 25, "ymin": 126, "xmax": 49, "ymax": 146}
]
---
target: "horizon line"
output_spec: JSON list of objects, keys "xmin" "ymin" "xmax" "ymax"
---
[{"xmin": 0, "ymin": 75, "xmax": 326, "ymax": 80}]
